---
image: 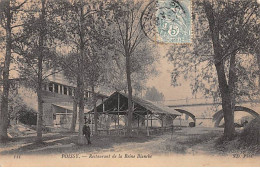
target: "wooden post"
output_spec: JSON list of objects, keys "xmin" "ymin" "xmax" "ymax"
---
[
  {"xmin": 92, "ymin": 116, "xmax": 94, "ymax": 135},
  {"xmin": 179, "ymin": 115, "xmax": 182, "ymax": 128},
  {"xmin": 146, "ymin": 112, "xmax": 149, "ymax": 136},
  {"xmin": 100, "ymin": 98, "xmax": 104, "ymax": 128},
  {"xmin": 117, "ymin": 115, "xmax": 120, "ymax": 135},
  {"xmin": 162, "ymin": 115, "xmax": 164, "ymax": 127},
  {"xmin": 106, "ymin": 113, "xmax": 109, "ymax": 135},
  {"xmin": 132, "ymin": 102, "xmax": 135, "ymax": 129},
  {"xmin": 161, "ymin": 115, "xmax": 164, "ymax": 134},
  {"xmin": 115, "ymin": 117, "xmax": 116, "ymax": 129},
  {"xmin": 138, "ymin": 115, "xmax": 139, "ymax": 128},
  {"xmin": 117, "ymin": 93, "xmax": 120, "ymax": 131},
  {"xmin": 99, "ymin": 114, "xmax": 101, "ymax": 129},
  {"xmin": 102, "ymin": 99, "xmax": 105, "ymax": 130},
  {"xmin": 151, "ymin": 114, "xmax": 152, "ymax": 127}
]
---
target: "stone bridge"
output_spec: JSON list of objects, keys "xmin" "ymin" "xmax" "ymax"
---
[{"xmin": 162, "ymin": 98, "xmax": 260, "ymax": 127}]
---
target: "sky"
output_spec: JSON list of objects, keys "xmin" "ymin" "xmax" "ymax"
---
[
  {"xmin": 146, "ymin": 44, "xmax": 194, "ymax": 101},
  {"xmin": 146, "ymin": 56, "xmax": 193, "ymax": 101}
]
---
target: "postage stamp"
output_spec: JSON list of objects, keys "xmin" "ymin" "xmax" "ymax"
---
[{"xmin": 156, "ymin": 0, "xmax": 192, "ymax": 43}]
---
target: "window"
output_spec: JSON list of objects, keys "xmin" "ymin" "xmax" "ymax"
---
[
  {"xmin": 49, "ymin": 83, "xmax": 53, "ymax": 92},
  {"xmin": 68, "ymin": 88, "xmax": 72, "ymax": 96},
  {"xmin": 85, "ymin": 92, "xmax": 89, "ymax": 98},
  {"xmin": 54, "ymin": 84, "xmax": 58, "ymax": 93},
  {"xmin": 64, "ymin": 87, "xmax": 68, "ymax": 95},
  {"xmin": 60, "ymin": 85, "xmax": 63, "ymax": 94}
]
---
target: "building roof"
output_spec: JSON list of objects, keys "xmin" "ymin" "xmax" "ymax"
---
[
  {"xmin": 90, "ymin": 91, "xmax": 181, "ymax": 116},
  {"xmin": 120, "ymin": 92, "xmax": 181, "ymax": 115},
  {"xmin": 52, "ymin": 103, "xmax": 90, "ymax": 113}
]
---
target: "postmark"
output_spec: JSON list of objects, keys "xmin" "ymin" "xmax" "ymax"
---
[{"xmin": 156, "ymin": 0, "xmax": 192, "ymax": 43}]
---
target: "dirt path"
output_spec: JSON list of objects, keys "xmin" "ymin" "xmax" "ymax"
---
[
  {"xmin": 1, "ymin": 127, "xmax": 224, "ymax": 156},
  {"xmin": 83, "ymin": 127, "xmax": 224, "ymax": 156}
]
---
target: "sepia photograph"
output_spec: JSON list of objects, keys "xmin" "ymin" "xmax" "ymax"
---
[{"xmin": 0, "ymin": 0, "xmax": 259, "ymax": 167}]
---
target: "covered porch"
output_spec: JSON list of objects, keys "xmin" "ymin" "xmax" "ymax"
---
[{"xmin": 87, "ymin": 91, "xmax": 181, "ymax": 136}]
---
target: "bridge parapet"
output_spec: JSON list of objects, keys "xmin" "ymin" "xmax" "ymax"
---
[{"xmin": 163, "ymin": 98, "xmax": 260, "ymax": 108}]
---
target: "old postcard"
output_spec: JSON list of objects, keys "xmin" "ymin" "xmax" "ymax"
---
[{"xmin": 0, "ymin": 0, "xmax": 259, "ymax": 167}]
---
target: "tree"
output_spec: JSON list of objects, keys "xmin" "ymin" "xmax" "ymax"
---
[
  {"xmin": 110, "ymin": 0, "xmax": 156, "ymax": 136},
  {"xmin": 144, "ymin": 86, "xmax": 164, "ymax": 102},
  {"xmin": 166, "ymin": 0, "xmax": 259, "ymax": 138},
  {"xmin": 0, "ymin": 0, "xmax": 27, "ymax": 141},
  {"xmin": 13, "ymin": 0, "xmax": 64, "ymax": 142},
  {"xmin": 87, "ymin": 47, "xmax": 111, "ymax": 136},
  {"xmin": 57, "ymin": 0, "xmax": 112, "ymax": 143}
]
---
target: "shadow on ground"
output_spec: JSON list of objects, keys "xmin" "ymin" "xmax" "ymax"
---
[{"xmin": 0, "ymin": 133, "xmax": 155, "ymax": 155}]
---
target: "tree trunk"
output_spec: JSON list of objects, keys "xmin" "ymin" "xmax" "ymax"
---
[
  {"xmin": 36, "ymin": 87, "xmax": 43, "ymax": 142},
  {"xmin": 225, "ymin": 53, "xmax": 236, "ymax": 138},
  {"xmin": 0, "ymin": 0, "xmax": 11, "ymax": 141},
  {"xmin": 125, "ymin": 52, "xmax": 133, "ymax": 136},
  {"xmin": 228, "ymin": 53, "xmax": 236, "ymax": 121},
  {"xmin": 213, "ymin": 53, "xmax": 235, "ymax": 138},
  {"xmin": 70, "ymin": 86, "xmax": 78, "ymax": 132},
  {"xmin": 92, "ymin": 85, "xmax": 98, "ymax": 135},
  {"xmin": 77, "ymin": 1, "xmax": 86, "ymax": 144},
  {"xmin": 77, "ymin": 74, "xmax": 85, "ymax": 144},
  {"xmin": 76, "ymin": 45, "xmax": 85, "ymax": 144},
  {"xmin": 36, "ymin": 0, "xmax": 46, "ymax": 143},
  {"xmin": 213, "ymin": 59, "xmax": 235, "ymax": 138},
  {"xmin": 70, "ymin": 97, "xmax": 78, "ymax": 132},
  {"xmin": 203, "ymin": 1, "xmax": 235, "ymax": 138}
]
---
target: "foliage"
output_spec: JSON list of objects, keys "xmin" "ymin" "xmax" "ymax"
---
[
  {"xmin": 0, "ymin": 0, "xmax": 29, "ymax": 140},
  {"xmin": 166, "ymin": 0, "xmax": 259, "ymax": 102},
  {"xmin": 215, "ymin": 117, "xmax": 260, "ymax": 155},
  {"xmin": 17, "ymin": 107, "xmax": 37, "ymax": 126},
  {"xmin": 108, "ymin": 0, "xmax": 157, "ymax": 92},
  {"xmin": 144, "ymin": 86, "xmax": 164, "ymax": 101},
  {"xmin": 13, "ymin": 0, "xmax": 65, "ymax": 90},
  {"xmin": 239, "ymin": 117, "xmax": 260, "ymax": 147}
]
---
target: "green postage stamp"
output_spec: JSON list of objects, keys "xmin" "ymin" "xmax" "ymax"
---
[{"xmin": 156, "ymin": 0, "xmax": 192, "ymax": 43}]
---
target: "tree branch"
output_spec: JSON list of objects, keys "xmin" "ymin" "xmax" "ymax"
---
[
  {"xmin": 42, "ymin": 69, "xmax": 64, "ymax": 81},
  {"xmin": 115, "ymin": 17, "xmax": 125, "ymax": 47},
  {"xmin": 11, "ymin": 24, "xmax": 25, "ymax": 29},
  {"xmin": 11, "ymin": 0, "xmax": 27, "ymax": 11}
]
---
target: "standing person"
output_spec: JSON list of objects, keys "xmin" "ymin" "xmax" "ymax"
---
[{"xmin": 83, "ymin": 124, "xmax": 91, "ymax": 144}]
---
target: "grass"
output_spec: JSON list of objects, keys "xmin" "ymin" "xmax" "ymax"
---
[
  {"xmin": 215, "ymin": 117, "xmax": 260, "ymax": 156},
  {"xmin": 162, "ymin": 131, "xmax": 221, "ymax": 154}
]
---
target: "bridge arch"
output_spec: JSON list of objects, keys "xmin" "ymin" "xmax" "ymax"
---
[
  {"xmin": 213, "ymin": 106, "xmax": 259, "ymax": 127},
  {"xmin": 174, "ymin": 109, "xmax": 196, "ymax": 123}
]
